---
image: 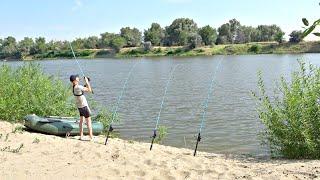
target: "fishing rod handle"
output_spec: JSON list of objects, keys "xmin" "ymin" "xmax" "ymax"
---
[
  {"xmin": 104, "ymin": 125, "xmax": 113, "ymax": 145},
  {"xmin": 104, "ymin": 131, "xmax": 110, "ymax": 145},
  {"xmin": 193, "ymin": 133, "xmax": 201, "ymax": 156},
  {"xmin": 150, "ymin": 129, "xmax": 157, "ymax": 151}
]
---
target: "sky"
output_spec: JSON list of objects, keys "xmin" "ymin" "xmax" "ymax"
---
[{"xmin": 0, "ymin": 0, "xmax": 319, "ymax": 41}]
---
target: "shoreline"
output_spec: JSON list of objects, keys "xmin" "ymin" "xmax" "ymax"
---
[
  {"xmin": 1, "ymin": 121, "xmax": 320, "ymax": 179},
  {"xmin": 1, "ymin": 41, "xmax": 320, "ymax": 61}
]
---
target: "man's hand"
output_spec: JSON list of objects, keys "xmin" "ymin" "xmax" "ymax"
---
[{"xmin": 83, "ymin": 77, "xmax": 92, "ymax": 93}]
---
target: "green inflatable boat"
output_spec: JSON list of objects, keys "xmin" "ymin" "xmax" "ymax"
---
[{"xmin": 24, "ymin": 114, "xmax": 104, "ymax": 136}]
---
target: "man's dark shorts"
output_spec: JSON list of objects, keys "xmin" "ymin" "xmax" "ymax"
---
[{"xmin": 78, "ymin": 106, "xmax": 90, "ymax": 118}]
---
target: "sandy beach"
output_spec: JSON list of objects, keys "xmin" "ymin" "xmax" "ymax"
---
[{"xmin": 0, "ymin": 121, "xmax": 319, "ymax": 180}]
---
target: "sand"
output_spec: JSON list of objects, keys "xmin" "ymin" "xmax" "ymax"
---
[{"xmin": 0, "ymin": 121, "xmax": 319, "ymax": 180}]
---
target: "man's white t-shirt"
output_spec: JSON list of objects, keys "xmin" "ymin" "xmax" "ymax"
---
[{"xmin": 73, "ymin": 85, "xmax": 89, "ymax": 108}]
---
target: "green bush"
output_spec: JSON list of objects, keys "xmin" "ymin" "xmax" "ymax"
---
[
  {"xmin": 248, "ymin": 44, "xmax": 262, "ymax": 53},
  {"xmin": 253, "ymin": 60, "xmax": 320, "ymax": 159},
  {"xmin": 93, "ymin": 107, "xmax": 119, "ymax": 132},
  {"xmin": 154, "ymin": 125, "xmax": 168, "ymax": 144},
  {"xmin": 0, "ymin": 63, "xmax": 77, "ymax": 122}
]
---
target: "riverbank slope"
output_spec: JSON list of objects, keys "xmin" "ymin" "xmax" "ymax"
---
[{"xmin": 8, "ymin": 41, "xmax": 320, "ymax": 60}]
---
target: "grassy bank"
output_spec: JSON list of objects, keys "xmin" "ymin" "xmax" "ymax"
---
[{"xmin": 9, "ymin": 41, "xmax": 320, "ymax": 60}]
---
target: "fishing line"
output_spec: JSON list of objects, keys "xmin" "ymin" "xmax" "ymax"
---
[
  {"xmin": 105, "ymin": 61, "xmax": 140, "ymax": 145},
  {"xmin": 150, "ymin": 64, "xmax": 180, "ymax": 150},
  {"xmin": 69, "ymin": 42, "xmax": 85, "ymax": 77},
  {"xmin": 194, "ymin": 58, "xmax": 223, "ymax": 156},
  {"xmin": 69, "ymin": 42, "xmax": 94, "ymax": 93}
]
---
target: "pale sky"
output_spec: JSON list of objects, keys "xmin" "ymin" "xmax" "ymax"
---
[{"xmin": 0, "ymin": 0, "xmax": 319, "ymax": 41}]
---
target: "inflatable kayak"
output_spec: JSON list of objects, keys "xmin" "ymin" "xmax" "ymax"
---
[{"xmin": 24, "ymin": 114, "xmax": 104, "ymax": 136}]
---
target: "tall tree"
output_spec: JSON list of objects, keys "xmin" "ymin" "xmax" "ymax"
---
[
  {"xmin": 99, "ymin": 32, "xmax": 117, "ymax": 48},
  {"xmin": 18, "ymin": 37, "xmax": 34, "ymax": 56},
  {"xmin": 120, "ymin": 27, "xmax": 142, "ymax": 47},
  {"xmin": 84, "ymin": 36, "xmax": 99, "ymax": 49},
  {"xmin": 1, "ymin": 36, "xmax": 18, "ymax": 57},
  {"xmin": 289, "ymin": 30, "xmax": 303, "ymax": 43},
  {"xmin": 32, "ymin": 37, "xmax": 46, "ymax": 54},
  {"xmin": 110, "ymin": 35, "xmax": 126, "ymax": 52},
  {"xmin": 164, "ymin": 18, "xmax": 198, "ymax": 46},
  {"xmin": 199, "ymin": 25, "xmax": 217, "ymax": 45},
  {"xmin": 144, "ymin": 23, "xmax": 164, "ymax": 46},
  {"xmin": 274, "ymin": 31, "xmax": 285, "ymax": 43},
  {"xmin": 217, "ymin": 23, "xmax": 231, "ymax": 44}
]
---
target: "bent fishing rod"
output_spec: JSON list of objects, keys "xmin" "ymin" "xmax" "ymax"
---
[
  {"xmin": 150, "ymin": 64, "xmax": 180, "ymax": 150},
  {"xmin": 105, "ymin": 61, "xmax": 139, "ymax": 145},
  {"xmin": 69, "ymin": 42, "xmax": 94, "ymax": 93},
  {"xmin": 194, "ymin": 59, "xmax": 223, "ymax": 156}
]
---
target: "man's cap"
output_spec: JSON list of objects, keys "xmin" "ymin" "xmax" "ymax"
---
[{"xmin": 69, "ymin": 74, "xmax": 79, "ymax": 82}]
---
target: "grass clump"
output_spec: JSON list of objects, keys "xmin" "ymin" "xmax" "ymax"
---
[
  {"xmin": 253, "ymin": 60, "xmax": 320, "ymax": 159},
  {"xmin": 33, "ymin": 137, "xmax": 40, "ymax": 144},
  {"xmin": 12, "ymin": 125, "xmax": 24, "ymax": 134},
  {"xmin": 248, "ymin": 44, "xmax": 262, "ymax": 53},
  {"xmin": 0, "ymin": 63, "xmax": 77, "ymax": 122},
  {"xmin": 154, "ymin": 125, "xmax": 168, "ymax": 144},
  {"xmin": 1, "ymin": 143, "xmax": 24, "ymax": 153}
]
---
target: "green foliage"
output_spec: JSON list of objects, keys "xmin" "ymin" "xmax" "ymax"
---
[
  {"xmin": 143, "ymin": 41, "xmax": 153, "ymax": 51},
  {"xmin": 120, "ymin": 27, "xmax": 142, "ymax": 47},
  {"xmin": 248, "ymin": 44, "xmax": 262, "ymax": 53},
  {"xmin": 12, "ymin": 125, "xmax": 24, "ymax": 134},
  {"xmin": 99, "ymin": 32, "xmax": 117, "ymax": 48},
  {"xmin": 199, "ymin": 25, "xmax": 217, "ymax": 46},
  {"xmin": 289, "ymin": 30, "xmax": 303, "ymax": 43},
  {"xmin": 164, "ymin": 18, "xmax": 198, "ymax": 46},
  {"xmin": 32, "ymin": 37, "xmax": 46, "ymax": 54},
  {"xmin": 188, "ymin": 33, "xmax": 203, "ymax": 49},
  {"xmin": 154, "ymin": 126, "xmax": 168, "ymax": 144},
  {"xmin": 33, "ymin": 137, "xmax": 40, "ymax": 144},
  {"xmin": 0, "ymin": 36, "xmax": 18, "ymax": 58},
  {"xmin": 301, "ymin": 8, "xmax": 320, "ymax": 39},
  {"xmin": 110, "ymin": 36, "xmax": 127, "ymax": 52},
  {"xmin": 0, "ymin": 63, "xmax": 77, "ymax": 122},
  {"xmin": 144, "ymin": 23, "xmax": 164, "ymax": 46},
  {"xmin": 93, "ymin": 107, "xmax": 119, "ymax": 131},
  {"xmin": 253, "ymin": 61, "xmax": 320, "ymax": 159},
  {"xmin": 18, "ymin": 37, "xmax": 34, "ymax": 57},
  {"xmin": 274, "ymin": 32, "xmax": 285, "ymax": 43}
]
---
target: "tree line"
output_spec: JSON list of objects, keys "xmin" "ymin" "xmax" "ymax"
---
[{"xmin": 0, "ymin": 18, "xmax": 305, "ymax": 59}]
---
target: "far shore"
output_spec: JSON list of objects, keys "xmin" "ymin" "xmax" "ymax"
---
[
  {"xmin": 1, "ymin": 41, "xmax": 320, "ymax": 61},
  {"xmin": 1, "ymin": 120, "xmax": 320, "ymax": 179}
]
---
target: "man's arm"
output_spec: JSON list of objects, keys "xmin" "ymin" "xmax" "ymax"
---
[{"xmin": 83, "ymin": 77, "xmax": 92, "ymax": 93}]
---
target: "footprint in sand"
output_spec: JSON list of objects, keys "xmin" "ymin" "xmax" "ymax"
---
[
  {"xmin": 144, "ymin": 159, "xmax": 152, "ymax": 165},
  {"xmin": 95, "ymin": 152, "xmax": 101, "ymax": 158},
  {"xmin": 111, "ymin": 153, "xmax": 119, "ymax": 161},
  {"xmin": 133, "ymin": 170, "xmax": 146, "ymax": 176},
  {"xmin": 179, "ymin": 171, "xmax": 191, "ymax": 179}
]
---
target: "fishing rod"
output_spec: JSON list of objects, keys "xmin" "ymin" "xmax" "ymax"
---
[
  {"xmin": 105, "ymin": 61, "xmax": 139, "ymax": 145},
  {"xmin": 150, "ymin": 64, "xmax": 180, "ymax": 151},
  {"xmin": 194, "ymin": 59, "xmax": 223, "ymax": 156},
  {"xmin": 69, "ymin": 42, "xmax": 94, "ymax": 93}
]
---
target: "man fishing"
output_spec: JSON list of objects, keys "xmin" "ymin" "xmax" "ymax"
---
[{"xmin": 70, "ymin": 75, "xmax": 93, "ymax": 141}]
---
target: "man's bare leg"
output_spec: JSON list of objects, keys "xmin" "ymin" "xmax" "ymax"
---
[
  {"xmin": 86, "ymin": 117, "xmax": 93, "ymax": 140},
  {"xmin": 79, "ymin": 116, "xmax": 84, "ymax": 140}
]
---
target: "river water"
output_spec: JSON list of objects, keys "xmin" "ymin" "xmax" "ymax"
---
[{"xmin": 5, "ymin": 54, "xmax": 320, "ymax": 156}]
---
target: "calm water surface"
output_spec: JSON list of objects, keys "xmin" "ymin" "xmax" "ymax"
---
[{"xmin": 5, "ymin": 54, "xmax": 320, "ymax": 156}]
